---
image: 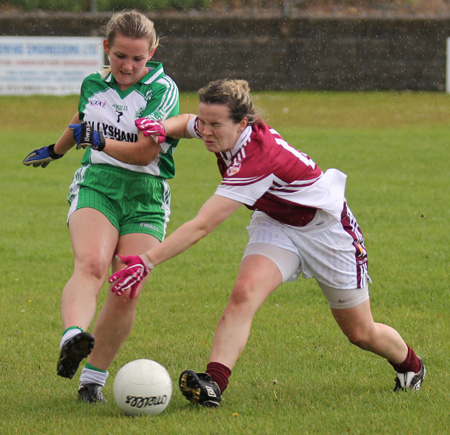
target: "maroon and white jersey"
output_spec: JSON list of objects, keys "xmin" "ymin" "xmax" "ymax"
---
[{"xmin": 187, "ymin": 118, "xmax": 347, "ymax": 227}]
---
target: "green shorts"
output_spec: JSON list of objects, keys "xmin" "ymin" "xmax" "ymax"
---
[{"xmin": 67, "ymin": 164, "xmax": 171, "ymax": 241}]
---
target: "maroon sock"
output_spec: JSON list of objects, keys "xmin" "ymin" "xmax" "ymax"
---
[
  {"xmin": 206, "ymin": 362, "xmax": 231, "ymax": 393},
  {"xmin": 390, "ymin": 345, "xmax": 421, "ymax": 373}
]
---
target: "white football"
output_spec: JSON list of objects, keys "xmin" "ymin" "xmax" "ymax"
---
[{"xmin": 113, "ymin": 359, "xmax": 172, "ymax": 416}]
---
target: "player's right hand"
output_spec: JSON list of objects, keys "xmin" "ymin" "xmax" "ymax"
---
[
  {"xmin": 22, "ymin": 144, "xmax": 64, "ymax": 168},
  {"xmin": 109, "ymin": 254, "xmax": 154, "ymax": 299},
  {"xmin": 135, "ymin": 118, "xmax": 166, "ymax": 144},
  {"xmin": 70, "ymin": 122, "xmax": 106, "ymax": 151}
]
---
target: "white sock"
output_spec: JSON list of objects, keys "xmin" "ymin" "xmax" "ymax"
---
[
  {"xmin": 59, "ymin": 328, "xmax": 83, "ymax": 350},
  {"xmin": 80, "ymin": 367, "xmax": 109, "ymax": 387}
]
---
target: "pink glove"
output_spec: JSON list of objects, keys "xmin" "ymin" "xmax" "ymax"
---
[
  {"xmin": 135, "ymin": 118, "xmax": 166, "ymax": 144},
  {"xmin": 109, "ymin": 255, "xmax": 154, "ymax": 299}
]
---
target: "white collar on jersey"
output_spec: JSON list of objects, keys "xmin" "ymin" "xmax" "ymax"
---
[{"xmin": 221, "ymin": 125, "xmax": 252, "ymax": 160}]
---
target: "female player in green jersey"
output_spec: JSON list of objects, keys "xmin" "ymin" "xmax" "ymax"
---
[{"xmin": 23, "ymin": 10, "xmax": 180, "ymax": 403}]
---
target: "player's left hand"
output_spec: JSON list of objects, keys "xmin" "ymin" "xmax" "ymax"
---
[
  {"xmin": 22, "ymin": 144, "xmax": 64, "ymax": 168},
  {"xmin": 135, "ymin": 118, "xmax": 166, "ymax": 144},
  {"xmin": 70, "ymin": 122, "xmax": 106, "ymax": 151},
  {"xmin": 109, "ymin": 254, "xmax": 154, "ymax": 299}
]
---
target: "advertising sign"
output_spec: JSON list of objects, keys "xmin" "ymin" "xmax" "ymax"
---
[{"xmin": 0, "ymin": 36, "xmax": 104, "ymax": 95}]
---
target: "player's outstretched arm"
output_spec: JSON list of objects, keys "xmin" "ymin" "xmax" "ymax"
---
[
  {"xmin": 135, "ymin": 118, "xmax": 167, "ymax": 143},
  {"xmin": 109, "ymin": 195, "xmax": 242, "ymax": 297},
  {"xmin": 22, "ymin": 112, "xmax": 80, "ymax": 168},
  {"xmin": 136, "ymin": 114, "xmax": 196, "ymax": 140}
]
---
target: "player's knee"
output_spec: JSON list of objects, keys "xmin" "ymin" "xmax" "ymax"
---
[
  {"xmin": 76, "ymin": 256, "xmax": 109, "ymax": 282},
  {"xmin": 344, "ymin": 329, "xmax": 373, "ymax": 350},
  {"xmin": 229, "ymin": 275, "xmax": 257, "ymax": 306}
]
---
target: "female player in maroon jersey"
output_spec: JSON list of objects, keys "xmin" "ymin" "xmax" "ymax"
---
[{"xmin": 109, "ymin": 79, "xmax": 425, "ymax": 407}]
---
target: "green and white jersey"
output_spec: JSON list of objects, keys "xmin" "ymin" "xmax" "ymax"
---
[{"xmin": 78, "ymin": 61, "xmax": 179, "ymax": 179}]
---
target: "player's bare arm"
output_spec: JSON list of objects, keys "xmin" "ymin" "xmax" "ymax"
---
[
  {"xmin": 161, "ymin": 113, "xmax": 196, "ymax": 139},
  {"xmin": 148, "ymin": 194, "xmax": 242, "ymax": 266},
  {"xmin": 53, "ymin": 112, "xmax": 81, "ymax": 154},
  {"xmin": 22, "ymin": 112, "xmax": 80, "ymax": 167},
  {"xmin": 101, "ymin": 131, "xmax": 161, "ymax": 165},
  {"xmin": 68, "ymin": 121, "xmax": 163, "ymax": 165},
  {"xmin": 109, "ymin": 195, "xmax": 242, "ymax": 296},
  {"xmin": 136, "ymin": 114, "xmax": 196, "ymax": 141}
]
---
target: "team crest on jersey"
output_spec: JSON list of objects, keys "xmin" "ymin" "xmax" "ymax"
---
[
  {"xmin": 226, "ymin": 162, "xmax": 241, "ymax": 177},
  {"xmin": 135, "ymin": 107, "xmax": 145, "ymax": 118}
]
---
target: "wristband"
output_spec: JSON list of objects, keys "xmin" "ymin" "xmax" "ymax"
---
[
  {"xmin": 142, "ymin": 253, "xmax": 155, "ymax": 271},
  {"xmin": 48, "ymin": 144, "xmax": 64, "ymax": 160}
]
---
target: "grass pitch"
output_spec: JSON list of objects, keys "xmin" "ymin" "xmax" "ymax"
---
[{"xmin": 0, "ymin": 91, "xmax": 449, "ymax": 434}]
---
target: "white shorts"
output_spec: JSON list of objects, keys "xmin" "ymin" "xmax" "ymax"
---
[{"xmin": 242, "ymin": 207, "xmax": 371, "ymax": 309}]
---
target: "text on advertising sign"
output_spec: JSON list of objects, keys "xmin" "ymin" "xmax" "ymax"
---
[{"xmin": 0, "ymin": 36, "xmax": 104, "ymax": 95}]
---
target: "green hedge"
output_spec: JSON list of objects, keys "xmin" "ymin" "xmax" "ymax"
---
[
  {"xmin": 3, "ymin": 0, "xmax": 212, "ymax": 12},
  {"xmin": 2, "ymin": 0, "xmax": 440, "ymax": 12}
]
